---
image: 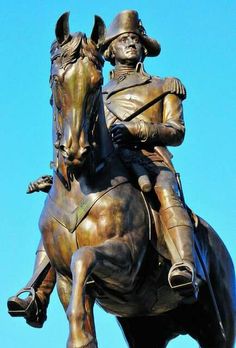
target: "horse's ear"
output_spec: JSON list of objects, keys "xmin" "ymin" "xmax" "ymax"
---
[
  {"xmin": 55, "ymin": 12, "xmax": 70, "ymax": 45},
  {"xmin": 90, "ymin": 15, "xmax": 106, "ymax": 47}
]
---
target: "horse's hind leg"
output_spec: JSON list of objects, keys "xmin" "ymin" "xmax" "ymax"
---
[
  {"xmin": 193, "ymin": 318, "xmax": 235, "ymax": 348},
  {"xmin": 195, "ymin": 279, "xmax": 235, "ymax": 348},
  {"xmin": 186, "ymin": 287, "xmax": 235, "ymax": 348},
  {"xmin": 66, "ymin": 242, "xmax": 133, "ymax": 348},
  {"xmin": 117, "ymin": 316, "xmax": 169, "ymax": 348}
]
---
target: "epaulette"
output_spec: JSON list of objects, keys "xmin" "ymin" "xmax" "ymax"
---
[{"xmin": 163, "ymin": 77, "xmax": 186, "ymax": 100}]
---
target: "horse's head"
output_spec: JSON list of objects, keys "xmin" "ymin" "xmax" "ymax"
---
[{"xmin": 50, "ymin": 13, "xmax": 105, "ymax": 169}]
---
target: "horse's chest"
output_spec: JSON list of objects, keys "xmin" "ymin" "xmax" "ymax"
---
[
  {"xmin": 39, "ymin": 205, "xmax": 78, "ymax": 270},
  {"xmin": 75, "ymin": 197, "xmax": 124, "ymax": 247},
  {"xmin": 39, "ymin": 191, "xmax": 121, "ymax": 248}
]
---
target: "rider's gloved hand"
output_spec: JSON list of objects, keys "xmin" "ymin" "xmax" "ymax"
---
[
  {"xmin": 27, "ymin": 175, "xmax": 53, "ymax": 194},
  {"xmin": 110, "ymin": 121, "xmax": 141, "ymax": 145}
]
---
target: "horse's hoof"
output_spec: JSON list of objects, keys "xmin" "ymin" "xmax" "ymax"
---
[
  {"xmin": 78, "ymin": 341, "xmax": 97, "ymax": 348},
  {"xmin": 67, "ymin": 337, "xmax": 97, "ymax": 348}
]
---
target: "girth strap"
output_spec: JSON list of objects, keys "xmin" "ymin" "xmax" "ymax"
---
[{"xmin": 46, "ymin": 179, "xmax": 129, "ymax": 233}]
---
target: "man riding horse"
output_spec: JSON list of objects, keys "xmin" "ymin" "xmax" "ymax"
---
[{"xmin": 8, "ymin": 10, "xmax": 198, "ymax": 327}]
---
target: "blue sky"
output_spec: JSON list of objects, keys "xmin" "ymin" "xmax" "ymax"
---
[{"xmin": 1, "ymin": 1, "xmax": 235, "ymax": 347}]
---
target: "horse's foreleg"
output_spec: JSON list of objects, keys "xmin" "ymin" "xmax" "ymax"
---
[
  {"xmin": 66, "ymin": 247, "xmax": 97, "ymax": 348},
  {"xmin": 57, "ymin": 271, "xmax": 96, "ymax": 348},
  {"xmin": 57, "ymin": 273, "xmax": 72, "ymax": 311},
  {"xmin": 66, "ymin": 242, "xmax": 133, "ymax": 348}
]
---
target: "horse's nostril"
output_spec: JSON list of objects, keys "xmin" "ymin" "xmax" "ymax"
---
[
  {"xmin": 81, "ymin": 146, "xmax": 90, "ymax": 158},
  {"xmin": 59, "ymin": 144, "xmax": 68, "ymax": 153},
  {"xmin": 59, "ymin": 144, "xmax": 70, "ymax": 158}
]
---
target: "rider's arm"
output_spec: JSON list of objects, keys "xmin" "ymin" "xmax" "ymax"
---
[
  {"xmin": 138, "ymin": 93, "xmax": 185, "ymax": 146},
  {"xmin": 110, "ymin": 78, "xmax": 186, "ymax": 147}
]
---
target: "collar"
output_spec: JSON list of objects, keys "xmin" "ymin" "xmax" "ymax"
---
[
  {"xmin": 103, "ymin": 62, "xmax": 151, "ymax": 98},
  {"xmin": 109, "ymin": 62, "xmax": 147, "ymax": 80}
]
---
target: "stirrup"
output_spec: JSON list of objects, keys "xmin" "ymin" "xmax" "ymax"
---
[
  {"xmin": 8, "ymin": 287, "xmax": 36, "ymax": 318},
  {"xmin": 168, "ymin": 261, "xmax": 198, "ymax": 300}
]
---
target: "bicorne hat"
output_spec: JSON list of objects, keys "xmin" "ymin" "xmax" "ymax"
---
[{"xmin": 101, "ymin": 10, "xmax": 161, "ymax": 57}]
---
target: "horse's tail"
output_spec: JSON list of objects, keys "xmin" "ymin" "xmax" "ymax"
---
[{"xmin": 197, "ymin": 216, "xmax": 236, "ymax": 347}]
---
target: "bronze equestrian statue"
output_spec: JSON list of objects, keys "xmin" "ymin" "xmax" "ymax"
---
[{"xmin": 8, "ymin": 11, "xmax": 236, "ymax": 348}]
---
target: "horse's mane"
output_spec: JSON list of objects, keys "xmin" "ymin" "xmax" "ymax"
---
[{"xmin": 50, "ymin": 33, "xmax": 104, "ymax": 71}]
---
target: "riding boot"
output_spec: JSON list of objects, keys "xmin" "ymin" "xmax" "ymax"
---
[
  {"xmin": 8, "ymin": 240, "xmax": 56, "ymax": 328},
  {"xmin": 33, "ymin": 241, "xmax": 56, "ymax": 311},
  {"xmin": 156, "ymin": 187, "xmax": 198, "ymax": 299}
]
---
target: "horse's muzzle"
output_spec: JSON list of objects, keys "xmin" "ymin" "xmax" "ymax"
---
[{"xmin": 63, "ymin": 146, "xmax": 91, "ymax": 167}]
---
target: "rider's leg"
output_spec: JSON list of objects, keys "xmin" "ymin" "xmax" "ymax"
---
[
  {"xmin": 33, "ymin": 240, "xmax": 56, "ymax": 311},
  {"xmin": 8, "ymin": 239, "xmax": 56, "ymax": 327},
  {"xmin": 154, "ymin": 166, "xmax": 197, "ymax": 295}
]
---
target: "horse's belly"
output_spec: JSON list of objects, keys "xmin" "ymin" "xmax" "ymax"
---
[
  {"xmin": 92, "ymin": 246, "xmax": 183, "ymax": 317},
  {"xmin": 96, "ymin": 289, "xmax": 157, "ymax": 316},
  {"xmin": 95, "ymin": 283, "xmax": 181, "ymax": 317}
]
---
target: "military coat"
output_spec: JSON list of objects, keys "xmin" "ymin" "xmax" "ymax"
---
[{"xmin": 102, "ymin": 63, "xmax": 186, "ymax": 164}]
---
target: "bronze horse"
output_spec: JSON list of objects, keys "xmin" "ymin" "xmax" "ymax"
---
[{"xmin": 39, "ymin": 13, "xmax": 236, "ymax": 348}]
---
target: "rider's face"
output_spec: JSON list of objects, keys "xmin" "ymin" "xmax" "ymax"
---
[{"xmin": 111, "ymin": 33, "xmax": 144, "ymax": 66}]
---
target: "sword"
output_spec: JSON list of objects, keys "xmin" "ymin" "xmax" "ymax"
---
[{"xmin": 175, "ymin": 172, "xmax": 226, "ymax": 342}]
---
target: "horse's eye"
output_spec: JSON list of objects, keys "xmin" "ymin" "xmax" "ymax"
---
[
  {"xmin": 50, "ymin": 76, "xmax": 60, "ymax": 88},
  {"xmin": 56, "ymin": 131, "xmax": 62, "ymax": 140},
  {"xmin": 53, "ymin": 76, "xmax": 60, "ymax": 85},
  {"xmin": 50, "ymin": 95, "xmax": 53, "ymax": 106}
]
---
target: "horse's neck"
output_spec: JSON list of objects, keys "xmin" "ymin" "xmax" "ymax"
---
[
  {"xmin": 50, "ymin": 94, "xmax": 117, "ymax": 201},
  {"xmin": 93, "ymin": 94, "xmax": 114, "ymax": 163}
]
